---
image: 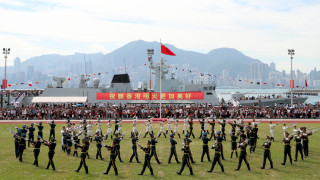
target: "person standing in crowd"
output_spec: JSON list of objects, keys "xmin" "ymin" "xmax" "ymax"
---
[
  {"xmin": 207, "ymin": 140, "xmax": 224, "ymax": 173},
  {"xmin": 176, "ymin": 141, "xmax": 193, "ymax": 175},
  {"xmin": 235, "ymin": 136, "xmax": 250, "ymax": 171},
  {"xmin": 138, "ymin": 141, "xmax": 153, "ymax": 176},
  {"xmin": 281, "ymin": 132, "xmax": 293, "ymax": 165},
  {"xmin": 261, "ymin": 136, "xmax": 273, "ymax": 169},
  {"xmin": 168, "ymin": 133, "xmax": 180, "ymax": 164},
  {"xmin": 103, "ymin": 141, "xmax": 118, "ymax": 175},
  {"xmin": 75, "ymin": 139, "xmax": 89, "ymax": 174},
  {"xmin": 48, "ymin": 120, "xmax": 56, "ymax": 141}
]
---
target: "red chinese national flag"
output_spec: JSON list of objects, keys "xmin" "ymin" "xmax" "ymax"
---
[
  {"xmin": 8, "ymin": 84, "xmax": 11, "ymax": 87},
  {"xmin": 28, "ymin": 83, "xmax": 32, "ymax": 86},
  {"xmin": 305, "ymin": 79, "xmax": 308, "ymax": 87},
  {"xmin": 161, "ymin": 43, "xmax": 176, "ymax": 56},
  {"xmin": 68, "ymin": 77, "xmax": 71, "ymax": 81}
]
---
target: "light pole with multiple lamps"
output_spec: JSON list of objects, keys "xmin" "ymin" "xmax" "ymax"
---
[
  {"xmin": 147, "ymin": 49, "xmax": 154, "ymax": 114},
  {"xmin": 288, "ymin": 49, "xmax": 295, "ymax": 107},
  {"xmin": 3, "ymin": 48, "xmax": 10, "ymax": 107}
]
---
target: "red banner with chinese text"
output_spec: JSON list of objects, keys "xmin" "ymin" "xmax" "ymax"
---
[{"xmin": 96, "ymin": 92, "xmax": 204, "ymax": 100}]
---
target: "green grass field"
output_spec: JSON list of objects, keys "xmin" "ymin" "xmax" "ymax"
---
[{"xmin": 0, "ymin": 122, "xmax": 319, "ymax": 180}]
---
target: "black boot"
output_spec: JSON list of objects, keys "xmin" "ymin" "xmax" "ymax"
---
[
  {"xmin": 190, "ymin": 168, "xmax": 193, "ymax": 175},
  {"xmin": 85, "ymin": 166, "xmax": 88, "ymax": 174},
  {"xmin": 236, "ymin": 152, "xmax": 238, "ymax": 157},
  {"xmin": 231, "ymin": 152, "xmax": 233, "ymax": 158}
]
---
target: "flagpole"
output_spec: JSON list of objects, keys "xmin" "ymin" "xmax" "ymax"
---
[{"xmin": 159, "ymin": 40, "xmax": 162, "ymax": 119}]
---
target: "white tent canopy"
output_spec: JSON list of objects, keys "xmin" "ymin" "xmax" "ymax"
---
[{"xmin": 31, "ymin": 97, "xmax": 87, "ymax": 103}]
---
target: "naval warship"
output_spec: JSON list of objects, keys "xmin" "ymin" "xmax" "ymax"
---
[{"xmin": 21, "ymin": 54, "xmax": 220, "ymax": 105}]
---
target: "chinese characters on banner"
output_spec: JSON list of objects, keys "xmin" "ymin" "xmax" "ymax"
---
[{"xmin": 96, "ymin": 92, "xmax": 204, "ymax": 100}]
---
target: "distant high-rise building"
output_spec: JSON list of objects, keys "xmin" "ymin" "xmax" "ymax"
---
[
  {"xmin": 249, "ymin": 62, "xmax": 268, "ymax": 81},
  {"xmin": 14, "ymin": 57, "xmax": 21, "ymax": 73},
  {"xmin": 27, "ymin": 65, "xmax": 34, "ymax": 80},
  {"xmin": 270, "ymin": 62, "xmax": 276, "ymax": 71}
]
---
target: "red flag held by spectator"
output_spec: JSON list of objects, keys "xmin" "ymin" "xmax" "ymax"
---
[
  {"xmin": 305, "ymin": 79, "xmax": 308, "ymax": 87},
  {"xmin": 161, "ymin": 43, "xmax": 176, "ymax": 56}
]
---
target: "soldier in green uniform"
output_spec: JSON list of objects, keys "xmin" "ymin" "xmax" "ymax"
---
[
  {"xmin": 44, "ymin": 137, "xmax": 56, "ymax": 170},
  {"xmin": 216, "ymin": 131, "xmax": 225, "ymax": 160},
  {"xmin": 129, "ymin": 133, "xmax": 140, "ymax": 163},
  {"xmin": 209, "ymin": 119, "xmax": 216, "ymax": 140},
  {"xmin": 294, "ymin": 131, "xmax": 303, "ymax": 161},
  {"xmin": 207, "ymin": 140, "xmax": 224, "ymax": 173},
  {"xmin": 48, "ymin": 120, "xmax": 56, "ymax": 141},
  {"xmin": 27, "ymin": 123, "xmax": 35, "ymax": 147},
  {"xmin": 168, "ymin": 133, "xmax": 180, "ymax": 164},
  {"xmin": 18, "ymin": 133, "xmax": 27, "ymax": 162},
  {"xmin": 150, "ymin": 133, "xmax": 162, "ymax": 164},
  {"xmin": 14, "ymin": 129, "xmax": 21, "ymax": 158},
  {"xmin": 201, "ymin": 132, "xmax": 211, "ymax": 162},
  {"xmin": 113, "ymin": 133, "xmax": 124, "ymax": 162},
  {"xmin": 281, "ymin": 132, "xmax": 293, "ymax": 165},
  {"xmin": 184, "ymin": 133, "xmax": 196, "ymax": 163},
  {"xmin": 235, "ymin": 136, "xmax": 250, "ymax": 171},
  {"xmin": 73, "ymin": 131, "xmax": 80, "ymax": 157},
  {"xmin": 302, "ymin": 127, "xmax": 312, "ymax": 158},
  {"xmin": 218, "ymin": 119, "xmax": 227, "ymax": 141},
  {"xmin": 188, "ymin": 118, "xmax": 195, "ymax": 139},
  {"xmin": 261, "ymin": 136, "xmax": 273, "ymax": 169},
  {"xmin": 93, "ymin": 132, "xmax": 104, "ymax": 160},
  {"xmin": 176, "ymin": 141, "xmax": 193, "ymax": 175},
  {"xmin": 36, "ymin": 122, "xmax": 44, "ymax": 138},
  {"xmin": 138, "ymin": 141, "xmax": 154, "ymax": 176},
  {"xmin": 30, "ymin": 135, "xmax": 42, "ymax": 167},
  {"xmin": 198, "ymin": 119, "xmax": 205, "ymax": 138},
  {"xmin": 230, "ymin": 131, "xmax": 238, "ymax": 158},
  {"xmin": 103, "ymin": 141, "xmax": 118, "ymax": 175},
  {"xmin": 75, "ymin": 140, "xmax": 89, "ymax": 174}
]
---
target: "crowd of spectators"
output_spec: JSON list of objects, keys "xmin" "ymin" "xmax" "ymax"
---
[{"xmin": 0, "ymin": 102, "xmax": 319, "ymax": 120}]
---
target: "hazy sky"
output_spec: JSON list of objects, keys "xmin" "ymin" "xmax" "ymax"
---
[{"xmin": 0, "ymin": 0, "xmax": 319, "ymax": 73}]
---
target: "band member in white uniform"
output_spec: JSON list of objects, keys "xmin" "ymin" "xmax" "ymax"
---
[
  {"xmin": 204, "ymin": 117, "xmax": 209, "ymax": 133},
  {"xmin": 143, "ymin": 120, "xmax": 151, "ymax": 138},
  {"xmin": 132, "ymin": 116, "xmax": 138, "ymax": 136},
  {"xmin": 87, "ymin": 121, "xmax": 94, "ymax": 142},
  {"xmin": 183, "ymin": 116, "xmax": 189, "ymax": 135},
  {"xmin": 174, "ymin": 119, "xmax": 181, "ymax": 138},
  {"xmin": 79, "ymin": 122, "xmax": 84, "ymax": 140},
  {"xmin": 282, "ymin": 123, "xmax": 293, "ymax": 137},
  {"xmin": 166, "ymin": 116, "xmax": 173, "ymax": 134},
  {"xmin": 148, "ymin": 117, "xmax": 154, "ymax": 135},
  {"xmin": 269, "ymin": 121, "xmax": 279, "ymax": 141},
  {"xmin": 292, "ymin": 125, "xmax": 299, "ymax": 137},
  {"xmin": 105, "ymin": 120, "xmax": 113, "ymax": 140},
  {"xmin": 95, "ymin": 119, "xmax": 103, "ymax": 135},
  {"xmin": 252, "ymin": 119, "xmax": 261, "ymax": 127},
  {"xmin": 159, "ymin": 120, "xmax": 167, "ymax": 138},
  {"xmin": 117, "ymin": 119, "xmax": 123, "ymax": 135}
]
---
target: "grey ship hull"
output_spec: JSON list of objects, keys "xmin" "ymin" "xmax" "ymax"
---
[{"xmin": 239, "ymin": 97, "xmax": 308, "ymax": 107}]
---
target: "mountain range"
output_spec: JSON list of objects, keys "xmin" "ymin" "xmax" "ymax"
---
[{"xmin": 12, "ymin": 40, "xmax": 266, "ymax": 78}]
